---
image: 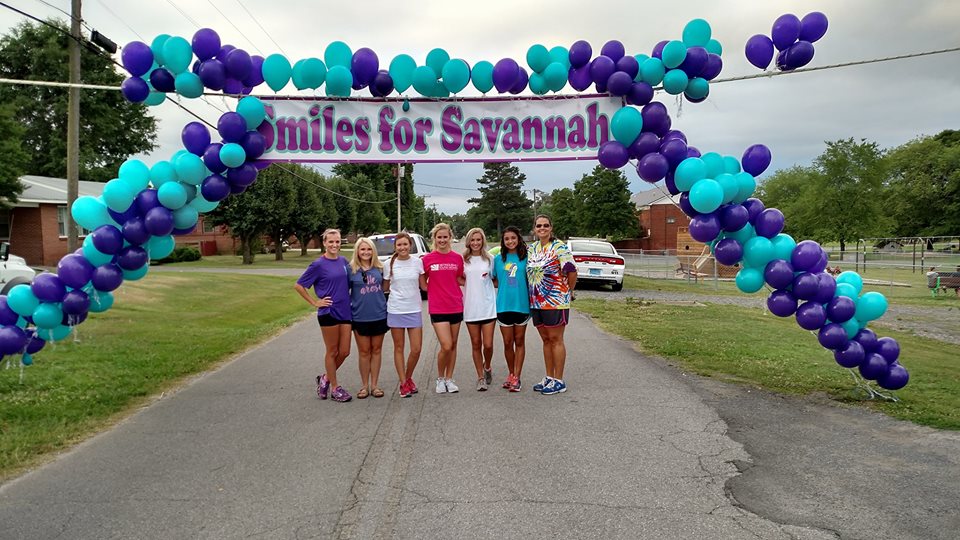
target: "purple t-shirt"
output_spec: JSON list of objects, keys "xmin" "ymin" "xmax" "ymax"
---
[{"xmin": 297, "ymin": 256, "xmax": 351, "ymax": 320}]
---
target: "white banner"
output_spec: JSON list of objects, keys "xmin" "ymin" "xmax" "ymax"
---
[{"xmin": 257, "ymin": 95, "xmax": 621, "ymax": 163}]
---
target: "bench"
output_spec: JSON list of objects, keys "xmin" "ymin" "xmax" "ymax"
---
[
  {"xmin": 927, "ymin": 272, "xmax": 960, "ymax": 297},
  {"xmin": 677, "ymin": 262, "xmax": 709, "ymax": 281}
]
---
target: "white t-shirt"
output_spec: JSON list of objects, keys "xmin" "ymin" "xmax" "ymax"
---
[
  {"xmin": 384, "ymin": 256, "xmax": 424, "ymax": 314},
  {"xmin": 463, "ymin": 255, "xmax": 496, "ymax": 322}
]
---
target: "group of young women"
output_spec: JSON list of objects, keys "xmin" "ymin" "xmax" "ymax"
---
[{"xmin": 293, "ymin": 214, "xmax": 577, "ymax": 402}]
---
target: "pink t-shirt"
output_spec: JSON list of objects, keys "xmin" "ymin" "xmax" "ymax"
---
[{"xmin": 422, "ymin": 250, "xmax": 465, "ymax": 314}]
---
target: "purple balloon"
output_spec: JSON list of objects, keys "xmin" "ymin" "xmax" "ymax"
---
[
  {"xmin": 679, "ymin": 192, "xmax": 698, "ymax": 218},
  {"xmin": 826, "ymin": 296, "xmax": 856, "ymax": 323},
  {"xmin": 192, "ymin": 28, "xmax": 221, "ymax": 61},
  {"xmin": 121, "ymin": 217, "xmax": 150, "ymax": 246},
  {"xmin": 720, "ymin": 204, "xmax": 749, "ymax": 232},
  {"xmin": 637, "ymin": 153, "xmax": 670, "ymax": 182},
  {"xmin": 121, "ymin": 77, "xmax": 150, "ymax": 103},
  {"xmin": 135, "ymin": 189, "xmax": 161, "ymax": 217},
  {"xmin": 24, "ymin": 329, "xmax": 46, "ymax": 354},
  {"xmin": 227, "ymin": 164, "xmax": 259, "ymax": 187},
  {"xmin": 818, "ymin": 323, "xmax": 848, "ymax": 350},
  {"xmin": 218, "ymin": 112, "xmax": 247, "ymax": 143},
  {"xmin": 795, "ymin": 301, "xmax": 827, "ymax": 330},
  {"xmin": 678, "ymin": 46, "xmax": 708, "ymax": 77},
  {"xmin": 173, "ymin": 225, "xmax": 197, "ymax": 236},
  {"xmin": 854, "ymin": 329, "xmax": 879, "ymax": 353},
  {"xmin": 240, "ymin": 131, "xmax": 266, "ymax": 159},
  {"xmin": 61, "ymin": 289, "xmax": 91, "ymax": 316},
  {"xmin": 767, "ymin": 289, "xmax": 798, "ymax": 317},
  {"xmin": 659, "ymin": 138, "xmax": 688, "ymax": 167},
  {"xmin": 665, "ymin": 171, "xmax": 679, "ymax": 195},
  {"xmin": 569, "ymin": 40, "xmax": 592, "ymax": 68},
  {"xmin": 859, "ymin": 353, "xmax": 889, "ymax": 380},
  {"xmin": 772, "ymin": 13, "xmax": 802, "ymax": 51},
  {"xmin": 626, "ymin": 81, "xmax": 654, "ymax": 106},
  {"xmin": 57, "ymin": 254, "xmax": 94, "ymax": 289},
  {"xmin": 745, "ymin": 34, "xmax": 775, "ymax": 70},
  {"xmin": 223, "ymin": 78, "xmax": 243, "ymax": 95},
  {"xmin": 743, "ymin": 198, "xmax": 765, "ymax": 223},
  {"xmin": 763, "ymin": 259, "xmax": 794, "ymax": 289},
  {"xmin": 775, "ymin": 49, "xmax": 789, "ymax": 71},
  {"xmin": 640, "ymin": 102, "xmax": 670, "ymax": 136},
  {"xmin": 714, "ymin": 238, "xmax": 743, "ymax": 266},
  {"xmin": 799, "ymin": 12, "xmax": 829, "ymax": 43},
  {"xmin": 198, "ymin": 59, "xmax": 227, "ymax": 90},
  {"xmin": 191, "ymin": 59, "xmax": 202, "ymax": 75},
  {"xmin": 877, "ymin": 364, "xmax": 908, "ymax": 390},
  {"xmin": 686, "ymin": 146, "xmax": 702, "ymax": 159},
  {"xmin": 597, "ymin": 141, "xmax": 629, "ymax": 169},
  {"xmin": 92, "ymin": 264, "xmax": 123, "ymax": 292},
  {"xmin": 568, "ymin": 65, "xmax": 593, "ymax": 91},
  {"xmin": 615, "ymin": 56, "xmax": 640, "ymax": 79},
  {"xmin": 876, "ymin": 337, "xmax": 900, "ymax": 364},
  {"xmin": 492, "ymin": 58, "xmax": 520, "ymax": 93},
  {"xmin": 201, "ymin": 174, "xmax": 231, "ymax": 202},
  {"xmin": 117, "ymin": 246, "xmax": 149, "ymax": 271},
  {"xmin": 225, "ymin": 49, "xmax": 252, "ymax": 80},
  {"xmin": 108, "ymin": 205, "xmax": 138, "ymax": 227},
  {"xmin": 834, "ymin": 341, "xmax": 865, "ymax": 368},
  {"xmin": 651, "ymin": 40, "xmax": 668, "ymax": 59},
  {"xmin": 372, "ymin": 70, "xmax": 394, "ymax": 96},
  {"xmin": 810, "ymin": 249, "xmax": 829, "ymax": 274},
  {"xmin": 742, "ymin": 144, "xmax": 772, "ymax": 176},
  {"xmin": 229, "ymin": 182, "xmax": 248, "ymax": 194},
  {"xmin": 663, "ymin": 130, "xmax": 686, "ymax": 143},
  {"xmin": 121, "ymin": 41, "xmax": 154, "ymax": 76},
  {"xmin": 606, "ymin": 72, "xmax": 634, "ymax": 96},
  {"xmin": 629, "ymin": 132, "xmax": 661, "ymax": 160},
  {"xmin": 0, "ymin": 325, "xmax": 27, "ymax": 355},
  {"xmin": 783, "ymin": 41, "xmax": 815, "ymax": 70},
  {"xmin": 217, "ymin": 44, "xmax": 236, "ymax": 62},
  {"xmin": 203, "ymin": 143, "xmax": 226, "ymax": 174},
  {"xmin": 351, "ymin": 48, "xmax": 379, "ymax": 87},
  {"xmin": 31, "ymin": 273, "xmax": 66, "ymax": 303},
  {"xmin": 701, "ymin": 54, "xmax": 723, "ymax": 80},
  {"xmin": 91, "ymin": 225, "xmax": 124, "ymax": 255},
  {"xmin": 509, "ymin": 67, "xmax": 528, "ymax": 94},
  {"xmin": 144, "ymin": 207, "xmax": 175, "ymax": 237},
  {"xmin": 149, "ymin": 68, "xmax": 176, "ymax": 93},
  {"xmin": 589, "ymin": 56, "xmax": 616, "ymax": 85},
  {"xmin": 792, "ymin": 272, "xmax": 820, "ymax": 300},
  {"xmin": 0, "ymin": 297, "xmax": 19, "ymax": 326},
  {"xmin": 600, "ymin": 41, "xmax": 625, "ymax": 61},
  {"xmin": 813, "ymin": 272, "xmax": 837, "ymax": 304},
  {"xmin": 754, "ymin": 208, "xmax": 785, "ymax": 238},
  {"xmin": 182, "ymin": 122, "xmax": 212, "ymax": 156},
  {"xmin": 244, "ymin": 55, "xmax": 265, "ymax": 87},
  {"xmin": 689, "ymin": 213, "xmax": 721, "ymax": 243},
  {"xmin": 791, "ymin": 241, "xmax": 823, "ymax": 272}
]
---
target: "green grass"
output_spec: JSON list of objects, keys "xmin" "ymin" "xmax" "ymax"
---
[
  {"xmin": 575, "ymin": 299, "xmax": 960, "ymax": 430},
  {"xmin": 0, "ymin": 273, "xmax": 313, "ymax": 482},
  {"xmin": 167, "ymin": 251, "xmax": 354, "ymax": 269}
]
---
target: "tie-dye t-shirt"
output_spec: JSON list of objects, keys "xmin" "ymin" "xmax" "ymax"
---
[{"xmin": 527, "ymin": 239, "xmax": 576, "ymax": 310}]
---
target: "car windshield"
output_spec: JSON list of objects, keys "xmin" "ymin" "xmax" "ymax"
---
[
  {"xmin": 570, "ymin": 241, "xmax": 616, "ymax": 254},
  {"xmin": 371, "ymin": 236, "xmax": 396, "ymax": 257}
]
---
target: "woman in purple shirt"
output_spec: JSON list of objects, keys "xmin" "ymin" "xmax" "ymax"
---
[{"xmin": 294, "ymin": 229, "xmax": 353, "ymax": 403}]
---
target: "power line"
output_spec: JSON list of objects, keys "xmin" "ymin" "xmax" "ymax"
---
[
  {"xmin": 274, "ymin": 163, "xmax": 399, "ymax": 204},
  {"xmin": 416, "ymin": 181, "xmax": 477, "ymax": 192},
  {"xmin": 234, "ymin": 0, "xmax": 286, "ymax": 56},
  {"xmin": 161, "ymin": 0, "xmax": 201, "ymax": 29},
  {"xmin": 91, "ymin": 0, "xmax": 144, "ymax": 41},
  {"xmin": 204, "ymin": 0, "xmax": 263, "ymax": 55},
  {"xmin": 32, "ymin": 0, "xmax": 92, "ymax": 32}
]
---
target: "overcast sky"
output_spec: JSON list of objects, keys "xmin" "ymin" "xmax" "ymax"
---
[{"xmin": 2, "ymin": 0, "xmax": 959, "ymax": 214}]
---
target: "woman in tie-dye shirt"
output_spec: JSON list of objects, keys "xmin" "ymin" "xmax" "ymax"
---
[{"xmin": 526, "ymin": 214, "xmax": 577, "ymax": 395}]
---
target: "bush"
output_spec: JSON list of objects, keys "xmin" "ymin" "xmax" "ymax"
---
[{"xmin": 156, "ymin": 246, "xmax": 201, "ymax": 264}]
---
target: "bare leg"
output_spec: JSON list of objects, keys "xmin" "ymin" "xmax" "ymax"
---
[
  {"xmin": 514, "ymin": 324, "xmax": 527, "ymax": 378},
  {"xmin": 391, "ymin": 327, "xmax": 406, "ymax": 381},
  {"xmin": 321, "ymin": 324, "xmax": 345, "ymax": 388},
  {"xmin": 404, "ymin": 327, "xmax": 423, "ymax": 380},
  {"xmin": 500, "ymin": 325, "xmax": 516, "ymax": 376},
  {"xmin": 547, "ymin": 325, "xmax": 567, "ymax": 380},
  {"xmin": 433, "ymin": 322, "xmax": 454, "ymax": 378},
  {"xmin": 480, "ymin": 321, "xmax": 495, "ymax": 372},
  {"xmin": 467, "ymin": 323, "xmax": 484, "ymax": 379},
  {"xmin": 537, "ymin": 325, "xmax": 556, "ymax": 379},
  {"xmin": 370, "ymin": 334, "xmax": 384, "ymax": 389},
  {"xmin": 355, "ymin": 333, "xmax": 372, "ymax": 392}
]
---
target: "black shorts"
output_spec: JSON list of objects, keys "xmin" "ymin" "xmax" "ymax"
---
[
  {"xmin": 352, "ymin": 318, "xmax": 389, "ymax": 336},
  {"xmin": 497, "ymin": 311, "xmax": 530, "ymax": 326},
  {"xmin": 430, "ymin": 312, "xmax": 464, "ymax": 325},
  {"xmin": 531, "ymin": 308, "xmax": 569, "ymax": 328},
  {"xmin": 466, "ymin": 317, "xmax": 497, "ymax": 326},
  {"xmin": 317, "ymin": 313, "xmax": 351, "ymax": 327}
]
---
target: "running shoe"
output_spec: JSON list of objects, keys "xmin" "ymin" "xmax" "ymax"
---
[
  {"xmin": 445, "ymin": 378, "xmax": 460, "ymax": 393},
  {"xmin": 331, "ymin": 386, "xmax": 352, "ymax": 402},
  {"xmin": 502, "ymin": 375, "xmax": 513, "ymax": 389},
  {"xmin": 483, "ymin": 368, "xmax": 493, "ymax": 385},
  {"xmin": 399, "ymin": 379, "xmax": 412, "ymax": 398},
  {"xmin": 540, "ymin": 379, "xmax": 567, "ymax": 395},
  {"xmin": 407, "ymin": 378, "xmax": 418, "ymax": 394},
  {"xmin": 316, "ymin": 374, "xmax": 330, "ymax": 400},
  {"xmin": 436, "ymin": 377, "xmax": 447, "ymax": 394},
  {"xmin": 477, "ymin": 377, "xmax": 488, "ymax": 391},
  {"xmin": 533, "ymin": 377, "xmax": 551, "ymax": 392},
  {"xmin": 509, "ymin": 376, "xmax": 522, "ymax": 392}
]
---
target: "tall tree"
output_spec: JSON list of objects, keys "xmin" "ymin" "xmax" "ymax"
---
[
  {"xmin": 281, "ymin": 164, "xmax": 327, "ymax": 256},
  {"xmin": 468, "ymin": 162, "xmax": 532, "ymax": 235},
  {"xmin": 539, "ymin": 187, "xmax": 580, "ymax": 240},
  {"xmin": 350, "ymin": 172, "xmax": 390, "ymax": 236},
  {"xmin": 0, "ymin": 20, "xmax": 157, "ymax": 182},
  {"xmin": 331, "ymin": 162, "xmax": 417, "ymax": 232},
  {"xmin": 573, "ymin": 165, "xmax": 639, "ymax": 239},
  {"xmin": 0, "ymin": 104, "xmax": 28, "ymax": 207},
  {"xmin": 328, "ymin": 177, "xmax": 357, "ymax": 235},
  {"xmin": 756, "ymin": 165, "xmax": 821, "ymax": 242},
  {"xmin": 884, "ymin": 131, "xmax": 960, "ymax": 238}
]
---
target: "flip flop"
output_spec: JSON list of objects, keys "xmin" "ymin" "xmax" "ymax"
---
[
  {"xmin": 372, "ymin": 387, "xmax": 385, "ymax": 398},
  {"xmin": 357, "ymin": 387, "xmax": 369, "ymax": 399}
]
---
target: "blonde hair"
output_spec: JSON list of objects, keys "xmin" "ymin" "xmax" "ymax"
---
[
  {"xmin": 462, "ymin": 227, "xmax": 491, "ymax": 263},
  {"xmin": 430, "ymin": 222, "xmax": 453, "ymax": 249},
  {"xmin": 389, "ymin": 231, "xmax": 413, "ymax": 277},
  {"xmin": 321, "ymin": 228, "xmax": 341, "ymax": 245},
  {"xmin": 350, "ymin": 237, "xmax": 384, "ymax": 273}
]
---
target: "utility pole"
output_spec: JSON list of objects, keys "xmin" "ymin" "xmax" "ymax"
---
[
  {"xmin": 420, "ymin": 195, "xmax": 431, "ymax": 236},
  {"xmin": 66, "ymin": 0, "xmax": 82, "ymax": 252},
  {"xmin": 531, "ymin": 188, "xmax": 540, "ymax": 216},
  {"xmin": 396, "ymin": 163, "xmax": 403, "ymax": 233}
]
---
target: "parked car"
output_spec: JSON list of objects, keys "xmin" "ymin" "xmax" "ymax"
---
[
  {"xmin": 0, "ymin": 242, "xmax": 37, "ymax": 295},
  {"xmin": 368, "ymin": 232, "xmax": 430, "ymax": 299},
  {"xmin": 566, "ymin": 238, "xmax": 625, "ymax": 291}
]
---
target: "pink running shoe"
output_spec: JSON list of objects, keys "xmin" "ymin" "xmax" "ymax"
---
[
  {"xmin": 399, "ymin": 379, "xmax": 412, "ymax": 398},
  {"xmin": 406, "ymin": 378, "xmax": 418, "ymax": 394},
  {"xmin": 502, "ymin": 374, "xmax": 514, "ymax": 389},
  {"xmin": 316, "ymin": 374, "xmax": 330, "ymax": 400},
  {"xmin": 331, "ymin": 386, "xmax": 352, "ymax": 402}
]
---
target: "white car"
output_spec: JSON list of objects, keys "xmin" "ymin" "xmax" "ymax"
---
[
  {"xmin": 0, "ymin": 242, "xmax": 37, "ymax": 295},
  {"xmin": 368, "ymin": 232, "xmax": 429, "ymax": 265},
  {"xmin": 567, "ymin": 238, "xmax": 625, "ymax": 292}
]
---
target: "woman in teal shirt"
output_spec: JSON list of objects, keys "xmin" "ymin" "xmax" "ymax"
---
[{"xmin": 492, "ymin": 226, "xmax": 530, "ymax": 392}]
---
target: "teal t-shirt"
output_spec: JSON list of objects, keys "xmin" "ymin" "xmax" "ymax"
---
[{"xmin": 493, "ymin": 252, "xmax": 530, "ymax": 314}]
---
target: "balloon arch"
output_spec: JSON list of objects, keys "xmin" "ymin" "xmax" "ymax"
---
[{"xmin": 0, "ymin": 13, "xmax": 909, "ymax": 392}]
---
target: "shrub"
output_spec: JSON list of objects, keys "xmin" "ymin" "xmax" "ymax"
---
[{"xmin": 156, "ymin": 246, "xmax": 201, "ymax": 264}]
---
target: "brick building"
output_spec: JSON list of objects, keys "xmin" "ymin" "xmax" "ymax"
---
[{"xmin": 630, "ymin": 190, "xmax": 691, "ymax": 252}]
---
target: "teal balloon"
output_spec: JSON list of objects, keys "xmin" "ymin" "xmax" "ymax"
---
[
  {"xmin": 324, "ymin": 41, "xmax": 352, "ymax": 68},
  {"xmin": 389, "ymin": 54, "xmax": 417, "ymax": 93},
  {"xmin": 735, "ymin": 267, "xmax": 765, "ymax": 293},
  {"xmin": 701, "ymin": 152, "xmax": 724, "ymax": 178},
  {"xmin": 543, "ymin": 62, "xmax": 567, "ymax": 92},
  {"xmin": 685, "ymin": 77, "xmax": 709, "ymax": 99},
  {"xmin": 633, "ymin": 54, "xmax": 650, "ymax": 81},
  {"xmin": 770, "ymin": 233, "xmax": 796, "ymax": 261},
  {"xmin": 173, "ymin": 205, "xmax": 199, "ymax": 229},
  {"xmin": 728, "ymin": 222, "xmax": 755, "ymax": 245},
  {"xmin": 174, "ymin": 153, "xmax": 206, "ymax": 185},
  {"xmin": 425, "ymin": 48, "xmax": 450, "ymax": 74},
  {"xmin": 158, "ymin": 181, "xmax": 188, "ymax": 210},
  {"xmin": 429, "ymin": 80, "xmax": 449, "ymax": 98},
  {"xmin": 150, "ymin": 34, "xmax": 170, "ymax": 66},
  {"xmin": 174, "ymin": 72, "xmax": 203, "ymax": 98},
  {"xmin": 144, "ymin": 91, "xmax": 166, "ymax": 106},
  {"xmin": 471, "ymin": 61, "xmax": 494, "ymax": 93},
  {"xmin": 841, "ymin": 318, "xmax": 860, "ymax": 339},
  {"xmin": 529, "ymin": 73, "xmax": 548, "ymax": 95},
  {"xmin": 526, "ymin": 44, "xmax": 550, "ymax": 72},
  {"xmin": 682, "ymin": 19, "xmax": 712, "ymax": 47},
  {"xmin": 662, "ymin": 69, "xmax": 689, "ymax": 95},
  {"xmin": 32, "ymin": 303, "xmax": 63, "ymax": 329},
  {"xmin": 301, "ymin": 58, "xmax": 327, "ymax": 90},
  {"xmin": 89, "ymin": 291, "xmax": 114, "ymax": 313},
  {"xmin": 102, "ymin": 179, "xmax": 137, "ymax": 212},
  {"xmin": 123, "ymin": 265, "xmax": 149, "ymax": 281},
  {"xmin": 71, "ymin": 196, "xmax": 111, "ymax": 231},
  {"xmin": 610, "ymin": 107, "xmax": 643, "ymax": 146},
  {"xmin": 835, "ymin": 283, "xmax": 859, "ymax": 301},
  {"xmin": 689, "ymin": 178, "xmax": 724, "ymax": 213},
  {"xmin": 148, "ymin": 235, "xmax": 176, "ymax": 260},
  {"xmin": 189, "ymin": 192, "xmax": 219, "ymax": 213},
  {"xmin": 38, "ymin": 324, "xmax": 72, "ymax": 341},
  {"xmin": 722, "ymin": 155, "xmax": 741, "ymax": 174},
  {"xmin": 675, "ymin": 158, "xmax": 707, "ymax": 192},
  {"xmin": 714, "ymin": 173, "xmax": 738, "ymax": 204},
  {"xmin": 549, "ymin": 46, "xmax": 570, "ymax": 69},
  {"xmin": 733, "ymin": 172, "xmax": 756, "ymax": 203},
  {"xmin": 661, "ymin": 40, "xmax": 687, "ymax": 69},
  {"xmin": 412, "ymin": 66, "xmax": 439, "ymax": 97},
  {"xmin": 743, "ymin": 236, "xmax": 774, "ymax": 268},
  {"xmin": 836, "ymin": 271, "xmax": 864, "ymax": 294},
  {"xmin": 162, "ymin": 36, "xmax": 193, "ymax": 74},
  {"xmin": 82, "ymin": 237, "xmax": 114, "ymax": 266},
  {"xmin": 291, "ymin": 59, "xmax": 308, "ymax": 89},
  {"xmin": 7, "ymin": 284, "xmax": 39, "ymax": 317},
  {"xmin": 441, "ymin": 59, "xmax": 470, "ymax": 94},
  {"xmin": 237, "ymin": 96, "xmax": 266, "ymax": 130},
  {"xmin": 401, "ymin": 99, "xmax": 410, "ymax": 112},
  {"xmin": 119, "ymin": 159, "xmax": 150, "ymax": 191},
  {"xmin": 150, "ymin": 160, "xmax": 177, "ymax": 188},
  {"xmin": 21, "ymin": 353, "xmax": 32, "ymax": 366},
  {"xmin": 324, "ymin": 65, "xmax": 352, "ymax": 97},
  {"xmin": 855, "ymin": 291, "xmax": 888, "ymax": 322},
  {"xmin": 262, "ymin": 54, "xmax": 292, "ymax": 92},
  {"xmin": 640, "ymin": 57, "xmax": 665, "ymax": 85},
  {"xmin": 706, "ymin": 39, "xmax": 723, "ymax": 56},
  {"xmin": 220, "ymin": 143, "xmax": 246, "ymax": 168}
]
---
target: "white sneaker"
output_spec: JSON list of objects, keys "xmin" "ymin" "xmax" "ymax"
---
[
  {"xmin": 445, "ymin": 378, "xmax": 460, "ymax": 393},
  {"xmin": 435, "ymin": 377, "xmax": 447, "ymax": 394}
]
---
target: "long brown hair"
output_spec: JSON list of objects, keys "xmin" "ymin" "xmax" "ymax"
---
[
  {"xmin": 500, "ymin": 225, "xmax": 527, "ymax": 262},
  {"xmin": 389, "ymin": 231, "xmax": 413, "ymax": 276}
]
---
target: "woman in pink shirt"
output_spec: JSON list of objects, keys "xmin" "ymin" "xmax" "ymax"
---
[{"xmin": 419, "ymin": 223, "xmax": 466, "ymax": 394}]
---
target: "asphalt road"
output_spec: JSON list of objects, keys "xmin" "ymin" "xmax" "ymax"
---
[{"xmin": 1, "ymin": 308, "xmax": 957, "ymax": 539}]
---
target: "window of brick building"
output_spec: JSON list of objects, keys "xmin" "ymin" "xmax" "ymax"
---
[
  {"xmin": 57, "ymin": 206, "xmax": 90, "ymax": 237},
  {"xmin": 666, "ymin": 217, "xmax": 676, "ymax": 224},
  {"xmin": 202, "ymin": 217, "xmax": 216, "ymax": 233},
  {"xmin": 0, "ymin": 209, "xmax": 9, "ymax": 239}
]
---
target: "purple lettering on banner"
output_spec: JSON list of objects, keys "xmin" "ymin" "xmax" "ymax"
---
[
  {"xmin": 355, "ymin": 118, "xmax": 371, "ymax": 152},
  {"xmin": 544, "ymin": 116, "xmax": 567, "ymax": 150},
  {"xmin": 413, "ymin": 119, "xmax": 433, "ymax": 153},
  {"xmin": 587, "ymin": 102, "xmax": 609, "ymax": 148},
  {"xmin": 378, "ymin": 106, "xmax": 394, "ymax": 152},
  {"xmin": 309, "ymin": 105, "xmax": 323, "ymax": 151},
  {"xmin": 335, "ymin": 118, "xmax": 354, "ymax": 152},
  {"xmin": 463, "ymin": 119, "xmax": 482, "ymax": 152},
  {"xmin": 394, "ymin": 118, "xmax": 414, "ymax": 152},
  {"xmin": 568, "ymin": 115, "xmax": 587, "ymax": 149},
  {"xmin": 276, "ymin": 118, "xmax": 308, "ymax": 151},
  {"xmin": 258, "ymin": 104, "xmax": 275, "ymax": 151},
  {"xmin": 441, "ymin": 105, "xmax": 462, "ymax": 152},
  {"xmin": 502, "ymin": 118, "xmax": 521, "ymax": 152},
  {"xmin": 480, "ymin": 118, "xmax": 504, "ymax": 152},
  {"xmin": 521, "ymin": 117, "xmax": 544, "ymax": 151},
  {"xmin": 322, "ymin": 106, "xmax": 335, "ymax": 152}
]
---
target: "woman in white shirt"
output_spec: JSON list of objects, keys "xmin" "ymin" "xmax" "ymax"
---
[
  {"xmin": 462, "ymin": 227, "xmax": 497, "ymax": 391},
  {"xmin": 383, "ymin": 232, "xmax": 424, "ymax": 398}
]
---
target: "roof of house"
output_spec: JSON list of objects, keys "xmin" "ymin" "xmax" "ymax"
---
[
  {"xmin": 631, "ymin": 189, "xmax": 681, "ymax": 208},
  {"xmin": 15, "ymin": 176, "xmax": 106, "ymax": 205}
]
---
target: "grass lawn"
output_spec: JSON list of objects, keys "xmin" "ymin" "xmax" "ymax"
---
[
  {"xmin": 575, "ymin": 298, "xmax": 960, "ymax": 430},
  {"xmin": 167, "ymin": 250, "xmax": 354, "ymax": 269},
  {"xmin": 0, "ymin": 273, "xmax": 313, "ymax": 482}
]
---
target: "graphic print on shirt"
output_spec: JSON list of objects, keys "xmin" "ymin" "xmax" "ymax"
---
[
  {"xmin": 527, "ymin": 240, "xmax": 573, "ymax": 310},
  {"xmin": 504, "ymin": 262, "xmax": 518, "ymax": 286}
]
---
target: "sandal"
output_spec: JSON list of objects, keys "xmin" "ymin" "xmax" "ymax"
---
[
  {"xmin": 357, "ymin": 387, "xmax": 369, "ymax": 399},
  {"xmin": 372, "ymin": 387, "xmax": 385, "ymax": 398}
]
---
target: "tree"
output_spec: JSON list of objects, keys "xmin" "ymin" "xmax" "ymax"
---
[
  {"xmin": 328, "ymin": 178, "xmax": 357, "ymax": 235},
  {"xmin": 884, "ymin": 131, "xmax": 960, "ymax": 238},
  {"xmin": 0, "ymin": 20, "xmax": 157, "ymax": 182},
  {"xmin": 573, "ymin": 165, "xmax": 639, "ymax": 239},
  {"xmin": 539, "ymin": 187, "xmax": 580, "ymax": 240},
  {"xmin": 331, "ymin": 162, "xmax": 418, "ymax": 232},
  {"xmin": 756, "ymin": 165, "xmax": 821, "ymax": 242},
  {"xmin": 281, "ymin": 164, "xmax": 328, "ymax": 257},
  {"xmin": 0, "ymin": 104, "xmax": 28, "ymax": 207},
  {"xmin": 468, "ymin": 162, "xmax": 532, "ymax": 235},
  {"xmin": 349, "ymin": 173, "xmax": 390, "ymax": 236}
]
